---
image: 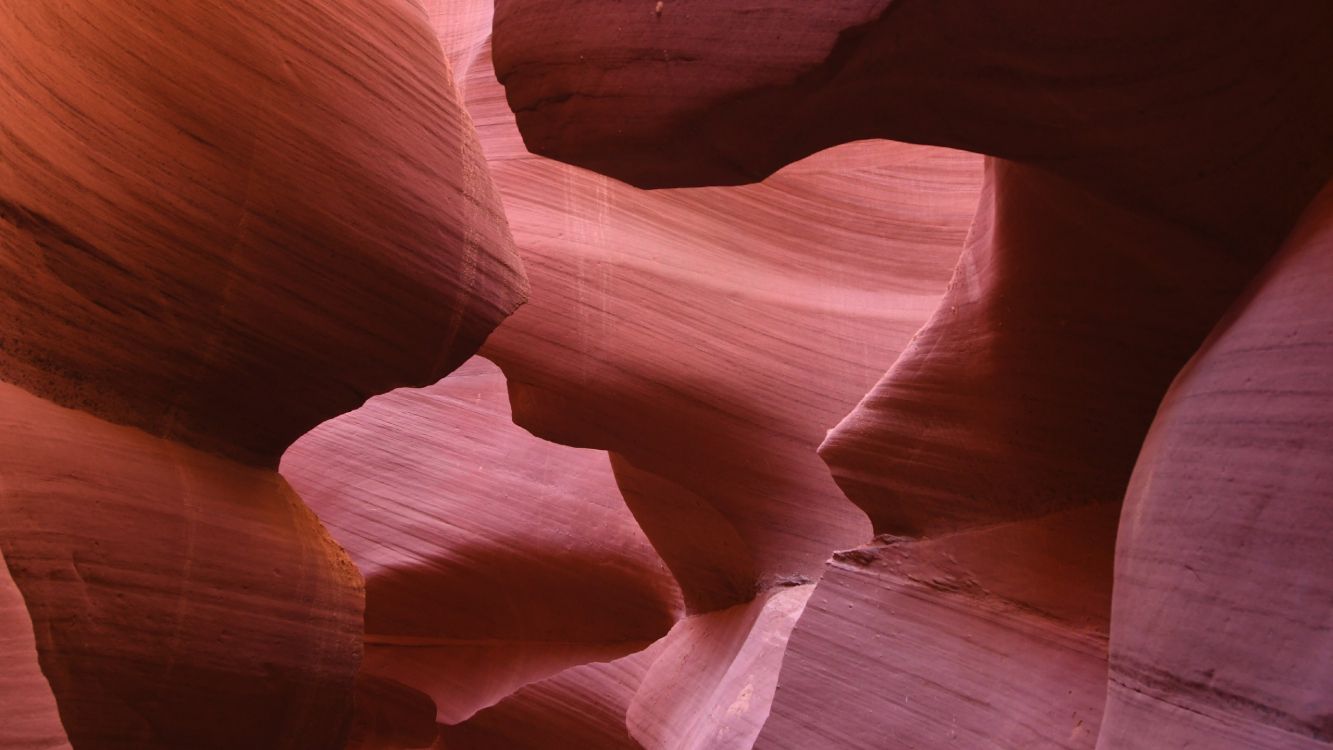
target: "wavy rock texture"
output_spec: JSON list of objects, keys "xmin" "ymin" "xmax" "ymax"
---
[
  {"xmin": 1, "ymin": 0, "xmax": 525, "ymax": 747},
  {"xmin": 1100, "ymin": 181, "xmax": 1333, "ymax": 750},
  {"xmin": 758, "ymin": 503, "xmax": 1117, "ymax": 748},
  {"xmin": 626, "ymin": 585, "xmax": 812, "ymax": 750},
  {"xmin": 434, "ymin": 5, "xmax": 984, "ymax": 743},
  {"xmin": 345, "ymin": 674, "xmax": 439, "ymax": 750},
  {"xmin": 0, "ymin": 382, "xmax": 363, "ymax": 750},
  {"xmin": 478, "ymin": 133, "xmax": 979, "ymax": 601},
  {"xmin": 492, "ymin": 1, "xmax": 1333, "ymax": 748},
  {"xmin": 4, "ymin": 0, "xmax": 1331, "ymax": 748},
  {"xmin": 493, "ymin": 1, "xmax": 1333, "ymax": 531},
  {"xmin": 469, "ymin": 59, "xmax": 981, "ymax": 602},
  {"xmin": 821, "ymin": 158, "xmax": 1258, "ymax": 536},
  {"xmin": 437, "ymin": 586, "xmax": 813, "ymax": 750},
  {"xmin": 1, "ymin": 0, "xmax": 525, "ymax": 464},
  {"xmin": 435, "ymin": 645, "xmax": 660, "ymax": 749},
  {"xmin": 494, "ymin": 1, "xmax": 1333, "ymax": 248},
  {"xmin": 282, "ymin": 356, "xmax": 681, "ymax": 727},
  {"xmin": 0, "ymin": 548, "xmax": 69, "ymax": 750}
]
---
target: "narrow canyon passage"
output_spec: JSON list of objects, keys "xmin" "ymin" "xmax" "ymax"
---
[{"xmin": 1, "ymin": 1, "xmax": 1329, "ymax": 749}]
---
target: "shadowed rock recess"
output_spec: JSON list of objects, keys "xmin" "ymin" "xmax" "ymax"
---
[{"xmin": 1, "ymin": 1, "xmax": 1329, "ymax": 749}]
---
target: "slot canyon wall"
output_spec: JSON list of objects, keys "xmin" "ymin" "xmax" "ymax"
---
[{"xmin": 1, "ymin": 1, "xmax": 1330, "ymax": 750}]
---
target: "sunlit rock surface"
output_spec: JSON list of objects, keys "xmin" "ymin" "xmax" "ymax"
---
[{"xmin": 2, "ymin": 0, "xmax": 1330, "ymax": 748}]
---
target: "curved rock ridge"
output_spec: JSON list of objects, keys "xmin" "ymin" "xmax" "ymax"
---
[
  {"xmin": 492, "ymin": 0, "xmax": 1332, "ymax": 539},
  {"xmin": 439, "ymin": 585, "xmax": 813, "ymax": 750},
  {"xmin": 626, "ymin": 584, "xmax": 813, "ymax": 750},
  {"xmin": 758, "ymin": 502, "xmax": 1118, "ymax": 748},
  {"xmin": 494, "ymin": 1, "xmax": 1333, "ymax": 251},
  {"xmin": 0, "ymin": 382, "xmax": 363, "ymax": 750},
  {"xmin": 491, "ymin": 4, "xmax": 1332, "ymax": 748},
  {"xmin": 821, "ymin": 158, "xmax": 1257, "ymax": 537},
  {"xmin": 1100, "ymin": 179, "xmax": 1333, "ymax": 750},
  {"xmin": 1, "ymin": 0, "xmax": 526, "ymax": 465},
  {"xmin": 282, "ymin": 356, "xmax": 682, "ymax": 727},
  {"xmin": 0, "ymin": 548, "xmax": 70, "ymax": 750},
  {"xmin": 419, "ymin": 2, "xmax": 983, "ymax": 742},
  {"xmin": 439, "ymin": 642, "xmax": 665, "ymax": 749},
  {"xmin": 345, "ymin": 674, "xmax": 439, "ymax": 750},
  {"xmin": 474, "ymin": 85, "xmax": 981, "ymax": 601},
  {"xmin": 1, "ymin": 1, "xmax": 527, "ymax": 747},
  {"xmin": 480, "ymin": 131, "xmax": 980, "ymax": 600},
  {"xmin": 4, "ymin": 1, "xmax": 1330, "ymax": 748}
]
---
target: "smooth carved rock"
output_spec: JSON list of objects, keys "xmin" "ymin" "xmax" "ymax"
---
[
  {"xmin": 443, "ymin": 586, "xmax": 814, "ymax": 750},
  {"xmin": 0, "ymin": 548, "xmax": 69, "ymax": 750},
  {"xmin": 491, "ymin": 4, "xmax": 1333, "ymax": 748},
  {"xmin": 345, "ymin": 674, "xmax": 439, "ymax": 750},
  {"xmin": 821, "ymin": 158, "xmax": 1257, "ymax": 536},
  {"xmin": 1100, "ymin": 180, "xmax": 1333, "ymax": 750},
  {"xmin": 0, "ymin": 0, "xmax": 525, "ymax": 465},
  {"xmin": 758, "ymin": 503, "xmax": 1118, "ymax": 748},
  {"xmin": 626, "ymin": 585, "xmax": 813, "ymax": 750},
  {"xmin": 0, "ymin": 383, "xmax": 362, "ymax": 750},
  {"xmin": 6, "ymin": 0, "xmax": 1329, "ymax": 747},
  {"xmin": 494, "ymin": 1, "xmax": 1333, "ymax": 254},
  {"xmin": 1, "ymin": 1, "xmax": 527, "ymax": 747},
  {"xmin": 447, "ymin": 11, "xmax": 984, "ymax": 740},
  {"xmin": 437, "ymin": 645, "xmax": 661, "ymax": 749},
  {"xmin": 474, "ymin": 96, "xmax": 980, "ymax": 601},
  {"xmin": 492, "ymin": 1, "xmax": 1332, "ymax": 538},
  {"xmin": 283, "ymin": 357, "xmax": 681, "ymax": 727},
  {"xmin": 611, "ymin": 455, "xmax": 757, "ymax": 613}
]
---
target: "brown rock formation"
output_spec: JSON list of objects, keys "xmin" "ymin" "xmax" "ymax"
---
[
  {"xmin": 0, "ymin": 548, "xmax": 69, "ymax": 750},
  {"xmin": 0, "ymin": 382, "xmax": 363, "ymax": 749},
  {"xmin": 282, "ymin": 356, "xmax": 681, "ymax": 728},
  {"xmin": 4, "ymin": 0, "xmax": 1330, "ymax": 747},
  {"xmin": 2, "ymin": 0, "xmax": 525, "ymax": 464},
  {"xmin": 436, "ymin": 646, "xmax": 660, "ymax": 749},
  {"xmin": 1, "ymin": 0, "xmax": 525, "ymax": 747},
  {"xmin": 477, "ymin": 131, "xmax": 979, "ymax": 602},
  {"xmin": 491, "ymin": 1, "xmax": 1332, "ymax": 748},
  {"xmin": 758, "ymin": 503, "xmax": 1117, "ymax": 748},
  {"xmin": 445, "ymin": 7, "xmax": 985, "ymax": 739},
  {"xmin": 1100, "ymin": 180, "xmax": 1333, "ymax": 750}
]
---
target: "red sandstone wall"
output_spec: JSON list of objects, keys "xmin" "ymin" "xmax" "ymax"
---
[{"xmin": 2, "ymin": 1, "xmax": 1329, "ymax": 748}]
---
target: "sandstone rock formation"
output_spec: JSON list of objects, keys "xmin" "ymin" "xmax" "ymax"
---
[
  {"xmin": 0, "ymin": 383, "xmax": 364, "ymax": 749},
  {"xmin": 1100, "ymin": 180, "xmax": 1333, "ymax": 750},
  {"xmin": 489, "ymin": 1, "xmax": 1332, "ymax": 748},
  {"xmin": 456, "ymin": 12, "xmax": 985, "ymax": 744},
  {"xmin": 282, "ymin": 356, "xmax": 681, "ymax": 731},
  {"xmin": 3, "ymin": 0, "xmax": 1331, "ymax": 748},
  {"xmin": 0, "ymin": 548, "xmax": 69, "ymax": 750},
  {"xmin": 1, "ymin": 0, "xmax": 525, "ymax": 747}
]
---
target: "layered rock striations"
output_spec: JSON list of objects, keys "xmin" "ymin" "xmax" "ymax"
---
[
  {"xmin": 1, "ymin": 0, "xmax": 525, "ymax": 747},
  {"xmin": 1100, "ymin": 180, "xmax": 1333, "ymax": 750},
  {"xmin": 282, "ymin": 356, "xmax": 681, "ymax": 732},
  {"xmin": 492, "ymin": 1, "xmax": 1333, "ymax": 748},
  {"xmin": 0, "ymin": 548, "xmax": 70, "ymax": 750},
  {"xmin": 2, "ymin": 0, "xmax": 1330, "ymax": 748},
  {"xmin": 0, "ymin": 385, "xmax": 364, "ymax": 749},
  {"xmin": 451, "ymin": 10, "xmax": 985, "ymax": 745}
]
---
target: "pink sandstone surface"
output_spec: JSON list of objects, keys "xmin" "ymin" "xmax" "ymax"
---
[
  {"xmin": 282, "ymin": 356, "xmax": 681, "ymax": 731},
  {"xmin": 1099, "ymin": 179, "xmax": 1333, "ymax": 750},
  {"xmin": 485, "ymin": 1, "xmax": 1332, "ymax": 748},
  {"xmin": 0, "ymin": 548, "xmax": 70, "ymax": 750},
  {"xmin": 2, "ymin": 0, "xmax": 1331, "ymax": 748},
  {"xmin": 1, "ymin": 0, "xmax": 524, "ymax": 747}
]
